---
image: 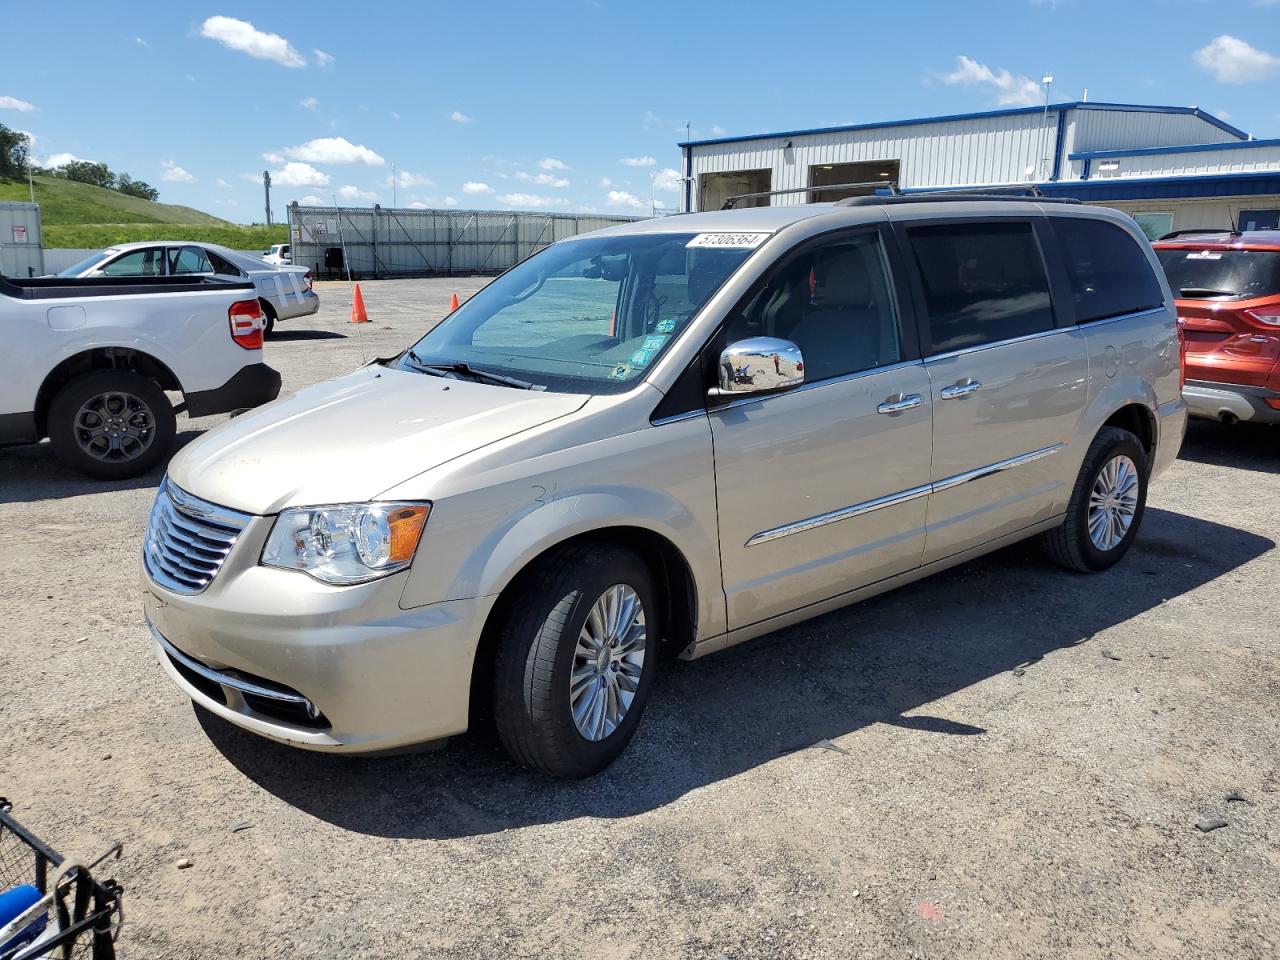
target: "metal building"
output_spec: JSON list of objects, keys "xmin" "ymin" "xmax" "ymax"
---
[
  {"xmin": 288, "ymin": 204, "xmax": 640, "ymax": 279},
  {"xmin": 0, "ymin": 201, "xmax": 44, "ymax": 278},
  {"xmin": 679, "ymin": 102, "xmax": 1280, "ymax": 238}
]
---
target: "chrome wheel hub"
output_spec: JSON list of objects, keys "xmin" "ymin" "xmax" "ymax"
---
[
  {"xmin": 74, "ymin": 391, "xmax": 156, "ymax": 462},
  {"xmin": 570, "ymin": 584, "xmax": 646, "ymax": 742},
  {"xmin": 1088, "ymin": 454, "xmax": 1139, "ymax": 551}
]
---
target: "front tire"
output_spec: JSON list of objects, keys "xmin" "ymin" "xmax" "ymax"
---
[
  {"xmin": 1041, "ymin": 426, "xmax": 1149, "ymax": 572},
  {"xmin": 47, "ymin": 370, "xmax": 176, "ymax": 480},
  {"xmin": 493, "ymin": 543, "xmax": 660, "ymax": 778}
]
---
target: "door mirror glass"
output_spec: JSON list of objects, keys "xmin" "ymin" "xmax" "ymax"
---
[{"xmin": 716, "ymin": 336, "xmax": 804, "ymax": 396}]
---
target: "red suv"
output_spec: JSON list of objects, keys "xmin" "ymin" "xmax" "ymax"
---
[{"xmin": 1153, "ymin": 230, "xmax": 1280, "ymax": 425}]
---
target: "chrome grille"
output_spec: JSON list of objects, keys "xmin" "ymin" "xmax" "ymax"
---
[{"xmin": 144, "ymin": 479, "xmax": 250, "ymax": 594}]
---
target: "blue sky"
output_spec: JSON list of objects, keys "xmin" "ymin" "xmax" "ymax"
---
[{"xmin": 3, "ymin": 0, "xmax": 1277, "ymax": 222}]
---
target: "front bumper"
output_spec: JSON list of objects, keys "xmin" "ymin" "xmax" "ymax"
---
[
  {"xmin": 142, "ymin": 519, "xmax": 495, "ymax": 752},
  {"xmin": 1183, "ymin": 379, "xmax": 1280, "ymax": 424},
  {"xmin": 184, "ymin": 363, "xmax": 282, "ymax": 418}
]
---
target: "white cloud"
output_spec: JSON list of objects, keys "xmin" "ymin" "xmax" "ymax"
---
[
  {"xmin": 199, "ymin": 16, "xmax": 306, "ymax": 68},
  {"xmin": 444, "ymin": 195, "xmax": 458, "ymax": 206},
  {"xmin": 606, "ymin": 190, "xmax": 646, "ymax": 210},
  {"xmin": 1194, "ymin": 35, "xmax": 1280, "ymax": 83},
  {"xmin": 336, "ymin": 184, "xmax": 379, "ymax": 202},
  {"xmin": 215, "ymin": 178, "xmax": 230, "ymax": 188},
  {"xmin": 450, "ymin": 110, "xmax": 472, "ymax": 123},
  {"xmin": 300, "ymin": 194, "xmax": 326, "ymax": 205},
  {"xmin": 385, "ymin": 169, "xmax": 435, "ymax": 188},
  {"xmin": 161, "ymin": 159, "xmax": 196, "ymax": 183},
  {"xmin": 271, "ymin": 136, "xmax": 384, "ymax": 166},
  {"xmin": 497, "ymin": 192, "xmax": 570, "ymax": 208},
  {"xmin": 299, "ymin": 96, "xmax": 318, "ymax": 111},
  {"xmin": 710, "ymin": 125, "xmax": 726, "ymax": 136},
  {"xmin": 515, "ymin": 171, "xmax": 570, "ymax": 188},
  {"xmin": 621, "ymin": 156, "xmax": 656, "ymax": 167},
  {"xmin": 652, "ymin": 168, "xmax": 682, "ymax": 192},
  {"xmin": 538, "ymin": 157, "xmax": 568, "ymax": 171},
  {"xmin": 599, "ymin": 176, "xmax": 612, "ymax": 187},
  {"xmin": 408, "ymin": 201, "xmax": 429, "ymax": 209},
  {"xmin": 939, "ymin": 55, "xmax": 1042, "ymax": 107},
  {"xmin": 462, "ymin": 181, "xmax": 494, "ymax": 194},
  {"xmin": 0, "ymin": 95, "xmax": 36, "ymax": 113},
  {"xmin": 134, "ymin": 37, "xmax": 149, "ymax": 49},
  {"xmin": 270, "ymin": 162, "xmax": 329, "ymax": 187},
  {"xmin": 314, "ymin": 48, "xmax": 334, "ymax": 68},
  {"xmin": 45, "ymin": 152, "xmax": 82, "ymax": 168}
]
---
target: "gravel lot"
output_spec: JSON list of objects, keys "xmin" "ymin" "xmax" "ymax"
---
[{"xmin": 1, "ymin": 277, "xmax": 1277, "ymax": 959}]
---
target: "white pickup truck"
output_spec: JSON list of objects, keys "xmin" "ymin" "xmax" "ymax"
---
[{"xmin": 1, "ymin": 273, "xmax": 281, "ymax": 479}]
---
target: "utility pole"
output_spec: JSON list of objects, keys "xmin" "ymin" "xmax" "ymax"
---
[
  {"xmin": 391, "ymin": 161, "xmax": 397, "ymax": 208},
  {"xmin": 26, "ymin": 150, "xmax": 34, "ymax": 204},
  {"xmin": 263, "ymin": 170, "xmax": 272, "ymax": 225}
]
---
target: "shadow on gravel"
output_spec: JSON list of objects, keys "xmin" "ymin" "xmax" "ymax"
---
[
  {"xmin": 266, "ymin": 330, "xmax": 348, "ymax": 342},
  {"xmin": 202, "ymin": 505, "xmax": 1274, "ymax": 839},
  {"xmin": 0, "ymin": 429, "xmax": 203, "ymax": 504},
  {"xmin": 1178, "ymin": 420, "xmax": 1278, "ymax": 475}
]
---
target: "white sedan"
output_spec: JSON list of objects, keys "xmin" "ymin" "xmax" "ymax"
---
[{"xmin": 58, "ymin": 241, "xmax": 318, "ymax": 335}]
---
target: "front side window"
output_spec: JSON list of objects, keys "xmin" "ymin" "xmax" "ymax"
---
[
  {"xmin": 401, "ymin": 233, "xmax": 757, "ymax": 394},
  {"xmin": 99, "ymin": 248, "xmax": 167, "ymax": 277},
  {"xmin": 170, "ymin": 246, "xmax": 213, "ymax": 275},
  {"xmin": 908, "ymin": 221, "xmax": 1054, "ymax": 354},
  {"xmin": 724, "ymin": 231, "xmax": 902, "ymax": 382},
  {"xmin": 1055, "ymin": 218, "xmax": 1165, "ymax": 323}
]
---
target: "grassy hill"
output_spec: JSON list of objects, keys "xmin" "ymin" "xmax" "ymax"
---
[{"xmin": 0, "ymin": 176, "xmax": 288, "ymax": 248}]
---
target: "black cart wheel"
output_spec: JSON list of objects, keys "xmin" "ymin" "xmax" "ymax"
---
[
  {"xmin": 47, "ymin": 370, "xmax": 176, "ymax": 480},
  {"xmin": 493, "ymin": 542, "xmax": 661, "ymax": 778},
  {"xmin": 1041, "ymin": 426, "xmax": 1149, "ymax": 572}
]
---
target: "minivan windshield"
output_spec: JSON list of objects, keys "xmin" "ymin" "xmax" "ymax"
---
[
  {"xmin": 399, "ymin": 232, "xmax": 759, "ymax": 393},
  {"xmin": 1156, "ymin": 247, "xmax": 1280, "ymax": 300}
]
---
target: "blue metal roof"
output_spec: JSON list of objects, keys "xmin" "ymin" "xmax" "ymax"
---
[
  {"xmin": 679, "ymin": 102, "xmax": 1248, "ymax": 149},
  {"xmin": 1069, "ymin": 138, "xmax": 1280, "ymax": 161},
  {"xmin": 1039, "ymin": 171, "xmax": 1280, "ymax": 201}
]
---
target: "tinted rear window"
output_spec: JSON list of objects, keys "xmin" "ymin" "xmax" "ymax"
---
[
  {"xmin": 907, "ymin": 221, "xmax": 1054, "ymax": 354},
  {"xmin": 1155, "ymin": 248, "xmax": 1280, "ymax": 300},
  {"xmin": 1055, "ymin": 218, "xmax": 1165, "ymax": 323}
]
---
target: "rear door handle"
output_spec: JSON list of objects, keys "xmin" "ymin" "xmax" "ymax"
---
[
  {"xmin": 940, "ymin": 379, "xmax": 982, "ymax": 400},
  {"xmin": 877, "ymin": 393, "xmax": 923, "ymax": 415}
]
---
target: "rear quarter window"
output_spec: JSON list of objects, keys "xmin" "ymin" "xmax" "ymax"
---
[{"xmin": 1053, "ymin": 217, "xmax": 1165, "ymax": 323}]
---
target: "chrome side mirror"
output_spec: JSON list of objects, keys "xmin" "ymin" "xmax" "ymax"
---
[{"xmin": 711, "ymin": 336, "xmax": 805, "ymax": 398}]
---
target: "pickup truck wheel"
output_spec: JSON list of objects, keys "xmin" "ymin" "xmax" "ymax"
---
[
  {"xmin": 1041, "ymin": 427, "xmax": 1149, "ymax": 573},
  {"xmin": 493, "ymin": 543, "xmax": 660, "ymax": 778},
  {"xmin": 47, "ymin": 370, "xmax": 176, "ymax": 480}
]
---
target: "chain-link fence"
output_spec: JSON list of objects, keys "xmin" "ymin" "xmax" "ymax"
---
[{"xmin": 288, "ymin": 205, "xmax": 643, "ymax": 279}]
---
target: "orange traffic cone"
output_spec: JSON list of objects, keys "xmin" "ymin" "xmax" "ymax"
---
[
  {"xmin": 449, "ymin": 292, "xmax": 460, "ymax": 312},
  {"xmin": 350, "ymin": 283, "xmax": 369, "ymax": 323}
]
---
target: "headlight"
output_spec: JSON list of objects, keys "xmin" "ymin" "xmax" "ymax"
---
[{"xmin": 261, "ymin": 502, "xmax": 430, "ymax": 585}]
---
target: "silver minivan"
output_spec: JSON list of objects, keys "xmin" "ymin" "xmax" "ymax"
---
[{"xmin": 142, "ymin": 197, "xmax": 1187, "ymax": 777}]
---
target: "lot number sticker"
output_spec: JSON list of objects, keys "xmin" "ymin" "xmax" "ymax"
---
[{"xmin": 687, "ymin": 233, "xmax": 771, "ymax": 249}]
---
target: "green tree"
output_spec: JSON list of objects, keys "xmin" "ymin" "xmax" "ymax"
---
[
  {"xmin": 54, "ymin": 159, "xmax": 115, "ymax": 189},
  {"xmin": 116, "ymin": 173, "xmax": 159, "ymax": 202},
  {"xmin": 0, "ymin": 123, "xmax": 31, "ymax": 181}
]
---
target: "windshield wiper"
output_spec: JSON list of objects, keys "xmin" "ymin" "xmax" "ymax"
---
[
  {"xmin": 406, "ymin": 352, "xmax": 541, "ymax": 390},
  {"xmin": 1179, "ymin": 286, "xmax": 1238, "ymax": 298}
]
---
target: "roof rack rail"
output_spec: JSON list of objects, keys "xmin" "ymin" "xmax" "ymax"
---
[
  {"xmin": 722, "ymin": 180, "xmax": 899, "ymax": 209},
  {"xmin": 1156, "ymin": 228, "xmax": 1240, "ymax": 240},
  {"xmin": 837, "ymin": 186, "xmax": 1081, "ymax": 207}
]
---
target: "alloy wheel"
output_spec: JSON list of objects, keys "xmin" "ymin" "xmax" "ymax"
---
[
  {"xmin": 569, "ymin": 584, "xmax": 646, "ymax": 742},
  {"xmin": 73, "ymin": 391, "xmax": 157, "ymax": 463},
  {"xmin": 1088, "ymin": 454, "xmax": 1139, "ymax": 551}
]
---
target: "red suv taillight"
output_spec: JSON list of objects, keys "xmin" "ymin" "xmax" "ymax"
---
[
  {"xmin": 229, "ymin": 299, "xmax": 264, "ymax": 350},
  {"xmin": 1176, "ymin": 317, "xmax": 1188, "ymax": 386},
  {"xmin": 1244, "ymin": 305, "xmax": 1280, "ymax": 328},
  {"xmin": 303, "ymin": 271, "xmax": 313, "ymax": 292}
]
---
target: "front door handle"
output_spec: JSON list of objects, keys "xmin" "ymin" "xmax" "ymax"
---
[
  {"xmin": 877, "ymin": 393, "xmax": 923, "ymax": 415},
  {"xmin": 940, "ymin": 379, "xmax": 982, "ymax": 400}
]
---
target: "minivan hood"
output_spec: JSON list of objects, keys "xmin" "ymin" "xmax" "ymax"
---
[{"xmin": 169, "ymin": 364, "xmax": 587, "ymax": 515}]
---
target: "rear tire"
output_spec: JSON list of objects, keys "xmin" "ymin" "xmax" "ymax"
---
[
  {"xmin": 1041, "ymin": 426, "xmax": 1149, "ymax": 572},
  {"xmin": 260, "ymin": 300, "xmax": 277, "ymax": 337},
  {"xmin": 492, "ymin": 543, "xmax": 660, "ymax": 778},
  {"xmin": 47, "ymin": 370, "xmax": 176, "ymax": 480}
]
